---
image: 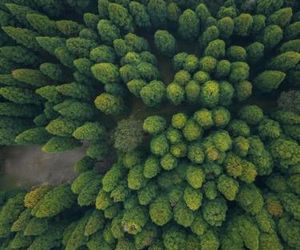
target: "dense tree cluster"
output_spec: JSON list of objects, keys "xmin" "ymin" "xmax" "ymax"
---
[
  {"xmin": 0, "ymin": 0, "xmax": 300, "ymax": 249},
  {"xmin": 0, "ymin": 0, "xmax": 299, "ymax": 151},
  {"xmin": 1, "ymin": 107, "xmax": 300, "ymax": 249}
]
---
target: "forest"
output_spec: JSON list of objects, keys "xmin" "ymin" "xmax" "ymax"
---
[{"xmin": 0, "ymin": 0, "xmax": 300, "ymax": 249}]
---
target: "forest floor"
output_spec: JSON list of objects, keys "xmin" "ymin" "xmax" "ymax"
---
[{"xmin": 0, "ymin": 145, "xmax": 86, "ymax": 189}]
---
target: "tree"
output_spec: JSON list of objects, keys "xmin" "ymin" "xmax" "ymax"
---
[
  {"xmin": 268, "ymin": 7, "xmax": 293, "ymax": 28},
  {"xmin": 2, "ymin": 26, "xmax": 40, "ymax": 50},
  {"xmin": 120, "ymin": 64, "xmax": 139, "ymax": 83},
  {"xmin": 0, "ymin": 46, "xmax": 39, "ymax": 66},
  {"xmin": 215, "ymin": 60, "xmax": 231, "ymax": 79},
  {"xmin": 26, "ymin": 13, "xmax": 59, "ymax": 35},
  {"xmin": 173, "ymin": 52, "xmax": 188, "ymax": 71},
  {"xmin": 36, "ymin": 36, "xmax": 65, "ymax": 55},
  {"xmin": 39, "ymin": 63, "xmax": 64, "ymax": 81},
  {"xmin": 285, "ymin": 21, "xmax": 300, "ymax": 40},
  {"xmin": 97, "ymin": 19, "xmax": 120, "ymax": 44},
  {"xmin": 185, "ymin": 80, "xmax": 200, "ymax": 103},
  {"xmin": 268, "ymin": 51, "xmax": 300, "ymax": 71},
  {"xmin": 0, "ymin": 86, "xmax": 41, "ymax": 104},
  {"xmin": 56, "ymin": 82, "xmax": 92, "ymax": 100},
  {"xmin": 233, "ymin": 13, "xmax": 253, "ymax": 36},
  {"xmin": 66, "ymin": 37, "xmax": 97, "ymax": 58},
  {"xmin": 204, "ymin": 39, "xmax": 226, "ymax": 59},
  {"xmin": 56, "ymin": 20, "xmax": 82, "ymax": 36},
  {"xmin": 199, "ymin": 26, "xmax": 219, "ymax": 50},
  {"xmin": 202, "ymin": 198, "xmax": 227, "ymax": 226},
  {"xmin": 65, "ymin": 214, "xmax": 89, "ymax": 250},
  {"xmin": 15, "ymin": 127, "xmax": 51, "ymax": 145},
  {"xmin": 149, "ymin": 196, "xmax": 172, "ymax": 226},
  {"xmin": 0, "ymin": 192, "xmax": 25, "ymax": 238},
  {"xmin": 46, "ymin": 117, "xmax": 81, "ymax": 137},
  {"xmin": 277, "ymin": 90, "xmax": 300, "ymax": 114},
  {"xmin": 166, "ymin": 82, "xmax": 185, "ymax": 105},
  {"xmin": 12, "ymin": 69, "xmax": 50, "ymax": 87},
  {"xmin": 178, "ymin": 9, "xmax": 200, "ymax": 40},
  {"xmin": 229, "ymin": 62, "xmax": 250, "ymax": 83},
  {"xmin": 86, "ymin": 142, "xmax": 108, "ymax": 160},
  {"xmin": 24, "ymin": 186, "xmax": 51, "ymax": 209},
  {"xmin": 246, "ymin": 42, "xmax": 264, "ymax": 64},
  {"xmin": 27, "ymin": 224, "xmax": 64, "ymax": 250},
  {"xmin": 90, "ymin": 45, "xmax": 116, "ymax": 63},
  {"xmin": 217, "ymin": 17, "xmax": 234, "ymax": 39},
  {"xmin": 108, "ymin": 3, "xmax": 133, "ymax": 32},
  {"xmin": 200, "ymin": 81, "xmax": 220, "ymax": 108},
  {"xmin": 251, "ymin": 14, "xmax": 266, "ymax": 35},
  {"xmin": 140, "ymin": 81, "xmax": 166, "ymax": 107},
  {"xmin": 147, "ymin": 0, "xmax": 167, "ymax": 28},
  {"xmin": 143, "ymin": 116, "xmax": 166, "ymax": 135},
  {"xmin": 91, "ymin": 63, "xmax": 120, "ymax": 84},
  {"xmin": 260, "ymin": 25, "xmax": 283, "ymax": 49},
  {"xmin": 125, "ymin": 33, "xmax": 149, "ymax": 52},
  {"xmin": 127, "ymin": 79, "xmax": 147, "ymax": 97},
  {"xmin": 54, "ymin": 47, "xmax": 75, "ymax": 68},
  {"xmin": 199, "ymin": 56, "xmax": 217, "ymax": 73},
  {"xmin": 0, "ymin": 102, "xmax": 40, "ymax": 118},
  {"xmin": 24, "ymin": 217, "xmax": 48, "ymax": 236},
  {"xmin": 31, "ymin": 184, "xmax": 75, "ymax": 218},
  {"xmin": 94, "ymin": 93, "xmax": 124, "ymax": 115},
  {"xmin": 42, "ymin": 136, "xmax": 82, "ymax": 153},
  {"xmin": 53, "ymin": 100, "xmax": 96, "ymax": 121},
  {"xmin": 129, "ymin": 1, "xmax": 151, "ymax": 28},
  {"xmin": 239, "ymin": 105, "xmax": 264, "ymax": 125},
  {"xmin": 83, "ymin": 13, "xmax": 99, "ymax": 29},
  {"xmin": 235, "ymin": 80, "xmax": 252, "ymax": 101},
  {"xmin": 137, "ymin": 62, "xmax": 160, "ymax": 81},
  {"xmin": 154, "ymin": 30, "xmax": 176, "ymax": 56},
  {"xmin": 227, "ymin": 46, "xmax": 247, "ymax": 61},
  {"xmin": 196, "ymin": 3, "xmax": 211, "ymax": 25},
  {"xmin": 73, "ymin": 122, "xmax": 106, "ymax": 141},
  {"xmin": 279, "ymin": 39, "xmax": 300, "ymax": 53},
  {"xmin": 174, "ymin": 70, "xmax": 191, "ymax": 86},
  {"xmin": 36, "ymin": 87, "xmax": 61, "ymax": 105},
  {"xmin": 256, "ymin": 0, "xmax": 284, "ymax": 15},
  {"xmin": 5, "ymin": 3, "xmax": 35, "ymax": 26},
  {"xmin": 113, "ymin": 118, "xmax": 144, "ymax": 152},
  {"xmin": 254, "ymin": 70, "xmax": 286, "ymax": 92}
]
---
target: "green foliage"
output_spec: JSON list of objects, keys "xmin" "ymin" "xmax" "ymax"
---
[
  {"xmin": 91, "ymin": 62, "xmax": 120, "ymax": 84},
  {"xmin": 260, "ymin": 25, "xmax": 283, "ymax": 49},
  {"xmin": 147, "ymin": 0, "xmax": 167, "ymax": 28},
  {"xmin": 113, "ymin": 118, "xmax": 143, "ymax": 152},
  {"xmin": 0, "ymin": 46, "xmax": 39, "ymax": 66},
  {"xmin": 97, "ymin": 19, "xmax": 120, "ymax": 44},
  {"xmin": 149, "ymin": 196, "xmax": 172, "ymax": 226},
  {"xmin": 143, "ymin": 115, "xmax": 166, "ymax": 135},
  {"xmin": 178, "ymin": 9, "xmax": 200, "ymax": 40},
  {"xmin": 73, "ymin": 122, "xmax": 105, "ymax": 141},
  {"xmin": 254, "ymin": 70, "xmax": 286, "ymax": 92},
  {"xmin": 12, "ymin": 69, "xmax": 50, "ymax": 87},
  {"xmin": 2, "ymin": 26, "xmax": 39, "ymax": 50},
  {"xmin": 42, "ymin": 136, "xmax": 81, "ymax": 153},
  {"xmin": 94, "ymin": 93, "xmax": 124, "ymax": 115},
  {"xmin": 0, "ymin": 1, "xmax": 300, "ymax": 249},
  {"xmin": 54, "ymin": 100, "xmax": 96, "ymax": 121},
  {"xmin": 32, "ymin": 185, "xmax": 75, "ymax": 218},
  {"xmin": 154, "ymin": 30, "xmax": 176, "ymax": 56},
  {"xmin": 140, "ymin": 80, "xmax": 165, "ymax": 107},
  {"xmin": 26, "ymin": 13, "xmax": 59, "ymax": 36},
  {"xmin": 0, "ymin": 192, "xmax": 25, "ymax": 237},
  {"xmin": 15, "ymin": 127, "xmax": 51, "ymax": 145}
]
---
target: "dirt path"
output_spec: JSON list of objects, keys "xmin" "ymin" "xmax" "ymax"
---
[{"xmin": 0, "ymin": 145, "xmax": 86, "ymax": 189}]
